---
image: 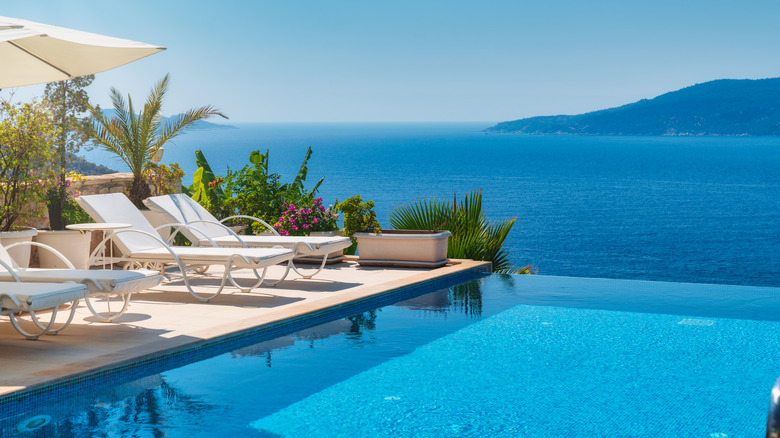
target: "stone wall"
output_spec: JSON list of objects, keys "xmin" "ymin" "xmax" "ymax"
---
[
  {"xmin": 74, "ymin": 172, "xmax": 135, "ymax": 196},
  {"xmin": 23, "ymin": 172, "xmax": 182, "ymax": 229}
]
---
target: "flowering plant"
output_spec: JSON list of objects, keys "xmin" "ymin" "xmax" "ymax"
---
[
  {"xmin": 0, "ymin": 99, "xmax": 59, "ymax": 231},
  {"xmin": 273, "ymin": 198, "xmax": 338, "ymax": 236}
]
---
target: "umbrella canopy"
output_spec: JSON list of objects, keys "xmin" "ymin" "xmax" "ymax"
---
[{"xmin": 0, "ymin": 16, "xmax": 165, "ymax": 88}]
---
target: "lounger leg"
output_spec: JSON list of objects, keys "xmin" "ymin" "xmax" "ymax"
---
[
  {"xmin": 259, "ymin": 260, "xmax": 292, "ymax": 286},
  {"xmin": 177, "ymin": 265, "xmax": 229, "ymax": 302},
  {"xmin": 289, "ymin": 254, "xmax": 329, "ymax": 279},
  {"xmin": 27, "ymin": 300, "xmax": 81, "ymax": 336},
  {"xmin": 228, "ymin": 266, "xmax": 270, "ymax": 293},
  {"xmin": 8, "ymin": 307, "xmax": 59, "ymax": 340},
  {"xmin": 40, "ymin": 301, "xmax": 79, "ymax": 335},
  {"xmin": 84, "ymin": 293, "xmax": 132, "ymax": 322}
]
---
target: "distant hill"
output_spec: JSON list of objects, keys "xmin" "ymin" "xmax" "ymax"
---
[
  {"xmin": 99, "ymin": 109, "xmax": 236, "ymax": 131},
  {"xmin": 487, "ymin": 78, "xmax": 780, "ymax": 136},
  {"xmin": 66, "ymin": 153, "xmax": 117, "ymax": 175}
]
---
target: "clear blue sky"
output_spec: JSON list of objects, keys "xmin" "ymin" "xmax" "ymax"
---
[{"xmin": 4, "ymin": 0, "xmax": 780, "ymax": 123}]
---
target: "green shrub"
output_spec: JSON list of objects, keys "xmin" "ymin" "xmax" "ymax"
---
[
  {"xmin": 186, "ymin": 147, "xmax": 325, "ymax": 234},
  {"xmin": 335, "ymin": 195, "xmax": 381, "ymax": 255}
]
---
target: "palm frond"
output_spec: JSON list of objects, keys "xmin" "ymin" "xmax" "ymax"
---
[
  {"xmin": 389, "ymin": 190, "xmax": 531, "ymax": 273},
  {"xmin": 89, "ymin": 75, "xmax": 228, "ymax": 206},
  {"xmin": 389, "ymin": 197, "xmax": 451, "ymax": 231},
  {"xmin": 156, "ymin": 105, "xmax": 225, "ymax": 149}
]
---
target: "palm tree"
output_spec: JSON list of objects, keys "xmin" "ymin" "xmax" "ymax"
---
[
  {"xmin": 388, "ymin": 190, "xmax": 535, "ymax": 274},
  {"xmin": 88, "ymin": 74, "xmax": 226, "ymax": 207}
]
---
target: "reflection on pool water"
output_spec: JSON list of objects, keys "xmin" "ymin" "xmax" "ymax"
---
[{"xmin": 3, "ymin": 274, "xmax": 780, "ymax": 437}]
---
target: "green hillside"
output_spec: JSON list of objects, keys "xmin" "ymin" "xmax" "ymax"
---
[{"xmin": 487, "ymin": 78, "xmax": 780, "ymax": 136}]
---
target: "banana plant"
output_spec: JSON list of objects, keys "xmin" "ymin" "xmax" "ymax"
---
[{"xmin": 183, "ymin": 149, "xmax": 228, "ymax": 218}]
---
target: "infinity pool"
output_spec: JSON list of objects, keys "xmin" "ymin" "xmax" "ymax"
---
[{"xmin": 3, "ymin": 274, "xmax": 780, "ymax": 437}]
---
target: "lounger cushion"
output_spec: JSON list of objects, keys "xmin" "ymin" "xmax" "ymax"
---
[
  {"xmin": 129, "ymin": 247, "xmax": 293, "ymax": 269},
  {"xmin": 77, "ymin": 193, "xmax": 165, "ymax": 254},
  {"xmin": 0, "ymin": 269, "xmax": 162, "ymax": 295},
  {"xmin": 144, "ymin": 194, "xmax": 232, "ymax": 240},
  {"xmin": 206, "ymin": 235, "xmax": 351, "ymax": 256},
  {"xmin": 0, "ymin": 282, "xmax": 87, "ymax": 312}
]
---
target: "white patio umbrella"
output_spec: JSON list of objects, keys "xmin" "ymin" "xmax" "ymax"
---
[{"xmin": 0, "ymin": 15, "xmax": 165, "ymax": 88}]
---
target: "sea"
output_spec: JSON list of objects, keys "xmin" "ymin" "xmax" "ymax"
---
[{"xmin": 81, "ymin": 122, "xmax": 780, "ymax": 287}]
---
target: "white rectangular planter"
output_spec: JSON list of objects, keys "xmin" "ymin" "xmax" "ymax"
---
[
  {"xmin": 354, "ymin": 230, "xmax": 451, "ymax": 268},
  {"xmin": 34, "ymin": 230, "xmax": 92, "ymax": 269}
]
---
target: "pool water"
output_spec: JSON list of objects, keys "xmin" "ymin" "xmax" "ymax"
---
[{"xmin": 4, "ymin": 274, "xmax": 780, "ymax": 437}]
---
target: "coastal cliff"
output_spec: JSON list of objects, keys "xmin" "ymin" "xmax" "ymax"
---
[{"xmin": 487, "ymin": 78, "xmax": 780, "ymax": 136}]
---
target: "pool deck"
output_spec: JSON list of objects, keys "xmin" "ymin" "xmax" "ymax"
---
[{"xmin": 0, "ymin": 258, "xmax": 490, "ymax": 400}]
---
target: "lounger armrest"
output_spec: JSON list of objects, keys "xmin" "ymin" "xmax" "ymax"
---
[
  {"xmin": 185, "ymin": 219, "xmax": 250, "ymax": 248},
  {"xmin": 220, "ymin": 215, "xmax": 280, "ymax": 236},
  {"xmin": 0, "ymin": 292, "xmax": 24, "ymax": 308},
  {"xmin": 294, "ymin": 241, "xmax": 315, "ymax": 253},
  {"xmin": 4, "ymin": 241, "xmax": 77, "ymax": 269},
  {"xmin": 110, "ymin": 228, "xmax": 190, "ymax": 269},
  {"xmin": 0, "ymin": 258, "xmax": 21, "ymax": 282},
  {"xmin": 153, "ymin": 222, "xmax": 222, "ymax": 248}
]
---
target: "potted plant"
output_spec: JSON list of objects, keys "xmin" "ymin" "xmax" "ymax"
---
[
  {"xmin": 0, "ymin": 98, "xmax": 59, "ymax": 267},
  {"xmin": 388, "ymin": 190, "xmax": 534, "ymax": 274},
  {"xmin": 339, "ymin": 195, "xmax": 451, "ymax": 268}
]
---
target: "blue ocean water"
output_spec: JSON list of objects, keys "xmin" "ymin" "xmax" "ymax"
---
[{"xmin": 82, "ymin": 123, "xmax": 780, "ymax": 286}]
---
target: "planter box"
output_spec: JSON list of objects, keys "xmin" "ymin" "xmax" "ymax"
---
[
  {"xmin": 0, "ymin": 228, "xmax": 37, "ymax": 268},
  {"xmin": 34, "ymin": 229, "xmax": 92, "ymax": 269},
  {"xmin": 354, "ymin": 230, "xmax": 451, "ymax": 268}
]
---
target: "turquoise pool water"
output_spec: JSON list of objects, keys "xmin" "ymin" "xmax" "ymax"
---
[{"xmin": 3, "ymin": 274, "xmax": 780, "ymax": 437}]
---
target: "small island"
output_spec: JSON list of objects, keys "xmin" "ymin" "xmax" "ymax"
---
[{"xmin": 486, "ymin": 77, "xmax": 780, "ymax": 136}]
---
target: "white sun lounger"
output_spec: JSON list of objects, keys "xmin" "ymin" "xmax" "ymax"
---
[
  {"xmin": 0, "ymin": 281, "xmax": 87, "ymax": 339},
  {"xmin": 0, "ymin": 241, "xmax": 161, "ymax": 322},
  {"xmin": 143, "ymin": 194, "xmax": 352, "ymax": 280},
  {"xmin": 76, "ymin": 193, "xmax": 295, "ymax": 301}
]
